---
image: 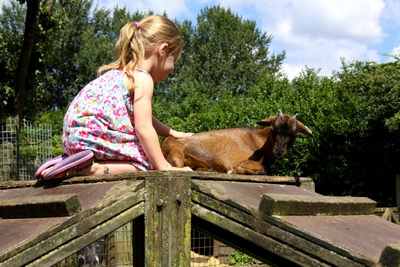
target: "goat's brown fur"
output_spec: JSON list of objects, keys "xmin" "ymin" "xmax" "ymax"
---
[{"xmin": 162, "ymin": 112, "xmax": 314, "ymax": 175}]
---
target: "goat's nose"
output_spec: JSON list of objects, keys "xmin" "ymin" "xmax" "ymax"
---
[{"xmin": 274, "ymin": 150, "xmax": 285, "ymax": 159}]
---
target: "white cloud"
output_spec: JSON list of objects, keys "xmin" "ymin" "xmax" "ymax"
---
[
  {"xmin": 243, "ymin": 0, "xmax": 386, "ymax": 79},
  {"xmin": 392, "ymin": 46, "xmax": 400, "ymax": 54},
  {"xmin": 199, "ymin": 0, "xmax": 388, "ymax": 79},
  {"xmin": 384, "ymin": 46, "xmax": 400, "ymax": 62}
]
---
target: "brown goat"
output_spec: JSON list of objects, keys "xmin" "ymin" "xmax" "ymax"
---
[{"xmin": 162, "ymin": 111, "xmax": 314, "ymax": 175}]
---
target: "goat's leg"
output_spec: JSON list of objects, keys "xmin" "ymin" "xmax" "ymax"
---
[
  {"xmin": 230, "ymin": 160, "xmax": 267, "ymax": 175},
  {"xmin": 161, "ymin": 137, "xmax": 185, "ymax": 167}
]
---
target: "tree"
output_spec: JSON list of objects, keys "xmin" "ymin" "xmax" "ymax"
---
[
  {"xmin": 0, "ymin": 0, "xmax": 73, "ymax": 120},
  {"xmin": 13, "ymin": 0, "xmax": 40, "ymax": 122},
  {"xmin": 155, "ymin": 5, "xmax": 285, "ymax": 103},
  {"xmin": 0, "ymin": 0, "xmax": 26, "ymax": 119},
  {"xmin": 265, "ymin": 61, "xmax": 400, "ymax": 206}
]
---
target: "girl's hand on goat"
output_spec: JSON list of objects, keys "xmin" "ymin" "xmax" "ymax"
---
[
  {"xmin": 169, "ymin": 129, "xmax": 194, "ymax": 139},
  {"xmin": 172, "ymin": 166, "xmax": 193, "ymax": 171},
  {"xmin": 164, "ymin": 162, "xmax": 193, "ymax": 171}
]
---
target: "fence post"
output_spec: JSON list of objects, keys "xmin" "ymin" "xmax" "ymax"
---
[{"xmin": 144, "ymin": 174, "xmax": 191, "ymax": 267}]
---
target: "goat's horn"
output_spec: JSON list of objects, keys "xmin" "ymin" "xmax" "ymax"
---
[
  {"xmin": 278, "ymin": 110, "xmax": 283, "ymax": 117},
  {"xmin": 292, "ymin": 113, "xmax": 298, "ymax": 120}
]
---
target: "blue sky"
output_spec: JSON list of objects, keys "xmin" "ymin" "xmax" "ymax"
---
[
  {"xmin": 93, "ymin": 0, "xmax": 400, "ymax": 79},
  {"xmin": 2, "ymin": 0, "xmax": 399, "ymax": 79}
]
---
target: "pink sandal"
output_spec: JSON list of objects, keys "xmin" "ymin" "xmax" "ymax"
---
[
  {"xmin": 35, "ymin": 154, "xmax": 68, "ymax": 179},
  {"xmin": 42, "ymin": 150, "xmax": 95, "ymax": 180}
]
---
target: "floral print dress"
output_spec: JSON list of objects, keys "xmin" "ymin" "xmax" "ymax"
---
[{"xmin": 62, "ymin": 69, "xmax": 154, "ymax": 171}]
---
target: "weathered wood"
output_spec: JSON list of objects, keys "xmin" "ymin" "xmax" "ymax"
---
[
  {"xmin": 25, "ymin": 204, "xmax": 143, "ymax": 267},
  {"xmin": 259, "ymin": 194, "xmax": 377, "ymax": 216},
  {"xmin": 280, "ymin": 215, "xmax": 400, "ymax": 263},
  {"xmin": 54, "ymin": 170, "xmax": 316, "ymax": 188},
  {"xmin": 190, "ymin": 172, "xmax": 314, "ymax": 185},
  {"xmin": 191, "ymin": 206, "xmax": 332, "ymax": 267},
  {"xmin": 145, "ymin": 174, "xmax": 191, "ymax": 267},
  {"xmin": 191, "ymin": 190, "xmax": 371, "ymax": 266},
  {"xmin": 3, "ymin": 172, "xmax": 400, "ymax": 267},
  {"xmin": 192, "ymin": 180, "xmax": 320, "ymax": 216},
  {"xmin": 0, "ymin": 180, "xmax": 144, "ymax": 267},
  {"xmin": 380, "ymin": 208, "xmax": 400, "ymax": 224},
  {"xmin": 0, "ymin": 194, "xmax": 81, "ymax": 218},
  {"xmin": 379, "ymin": 243, "xmax": 400, "ymax": 267},
  {"xmin": 0, "ymin": 180, "xmax": 36, "ymax": 189}
]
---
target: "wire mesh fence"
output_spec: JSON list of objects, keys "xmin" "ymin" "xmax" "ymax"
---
[{"xmin": 0, "ymin": 117, "xmax": 52, "ymax": 181}]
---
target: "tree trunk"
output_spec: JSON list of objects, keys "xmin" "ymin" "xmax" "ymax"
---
[{"xmin": 14, "ymin": 0, "xmax": 40, "ymax": 121}]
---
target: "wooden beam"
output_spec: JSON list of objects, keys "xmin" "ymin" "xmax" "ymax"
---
[
  {"xmin": 0, "ymin": 194, "xmax": 81, "ymax": 218},
  {"xmin": 26, "ymin": 204, "xmax": 143, "ymax": 267},
  {"xmin": 192, "ymin": 191, "xmax": 372, "ymax": 266},
  {"xmin": 145, "ymin": 175, "xmax": 191, "ymax": 267},
  {"xmin": 1, "ymin": 182, "xmax": 144, "ymax": 267},
  {"xmin": 379, "ymin": 243, "xmax": 400, "ymax": 266},
  {"xmin": 259, "ymin": 194, "xmax": 377, "ymax": 216},
  {"xmin": 191, "ymin": 207, "xmax": 332, "ymax": 267}
]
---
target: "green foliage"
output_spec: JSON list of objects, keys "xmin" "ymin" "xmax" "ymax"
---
[
  {"xmin": 37, "ymin": 108, "xmax": 66, "ymax": 135},
  {"xmin": 37, "ymin": 108, "xmax": 66, "ymax": 156},
  {"xmin": 0, "ymin": 0, "xmax": 25, "ymax": 117},
  {"xmin": 227, "ymin": 250, "xmax": 254, "ymax": 266}
]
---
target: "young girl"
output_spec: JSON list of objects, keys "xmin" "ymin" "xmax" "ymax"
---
[{"xmin": 36, "ymin": 15, "xmax": 193, "ymax": 180}]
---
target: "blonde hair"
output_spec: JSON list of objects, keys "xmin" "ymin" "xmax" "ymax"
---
[{"xmin": 97, "ymin": 15, "xmax": 184, "ymax": 94}]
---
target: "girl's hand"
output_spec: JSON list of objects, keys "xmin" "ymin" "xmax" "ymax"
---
[
  {"xmin": 169, "ymin": 166, "xmax": 193, "ymax": 171},
  {"xmin": 170, "ymin": 129, "xmax": 194, "ymax": 139},
  {"xmin": 164, "ymin": 162, "xmax": 193, "ymax": 171}
]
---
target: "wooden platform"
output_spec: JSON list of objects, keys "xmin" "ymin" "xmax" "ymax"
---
[{"xmin": 0, "ymin": 171, "xmax": 399, "ymax": 266}]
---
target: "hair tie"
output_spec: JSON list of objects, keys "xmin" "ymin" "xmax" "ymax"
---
[{"xmin": 134, "ymin": 22, "xmax": 140, "ymax": 29}]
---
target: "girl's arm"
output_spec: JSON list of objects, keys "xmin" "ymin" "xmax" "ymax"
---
[
  {"xmin": 132, "ymin": 75, "xmax": 191, "ymax": 171},
  {"xmin": 152, "ymin": 116, "xmax": 194, "ymax": 138}
]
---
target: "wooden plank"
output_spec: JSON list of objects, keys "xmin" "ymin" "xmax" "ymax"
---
[
  {"xmin": 145, "ymin": 174, "xmax": 191, "ymax": 267},
  {"xmin": 0, "ymin": 180, "xmax": 36, "ymax": 189},
  {"xmin": 53, "ymin": 170, "xmax": 315, "ymax": 188},
  {"xmin": 0, "ymin": 194, "xmax": 81, "ymax": 218},
  {"xmin": 190, "ymin": 172, "xmax": 315, "ymax": 186},
  {"xmin": 259, "ymin": 194, "xmax": 377, "ymax": 216},
  {"xmin": 0, "ymin": 181, "xmax": 144, "ymax": 267},
  {"xmin": 0, "ymin": 180, "xmax": 137, "ymax": 262},
  {"xmin": 192, "ymin": 180, "xmax": 321, "ymax": 216},
  {"xmin": 280, "ymin": 215, "xmax": 400, "ymax": 263},
  {"xmin": 192, "ymin": 191, "xmax": 371, "ymax": 266},
  {"xmin": 191, "ymin": 205, "xmax": 332, "ymax": 267},
  {"xmin": 381, "ymin": 208, "xmax": 400, "ymax": 224},
  {"xmin": 25, "ymin": 204, "xmax": 143, "ymax": 267}
]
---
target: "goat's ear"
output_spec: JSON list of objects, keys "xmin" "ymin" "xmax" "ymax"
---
[
  {"xmin": 257, "ymin": 116, "xmax": 276, "ymax": 126},
  {"xmin": 297, "ymin": 121, "xmax": 314, "ymax": 137}
]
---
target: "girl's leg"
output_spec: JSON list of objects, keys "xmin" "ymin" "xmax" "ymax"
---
[
  {"xmin": 39, "ymin": 161, "xmax": 140, "ymax": 179},
  {"xmin": 77, "ymin": 161, "xmax": 140, "ymax": 176}
]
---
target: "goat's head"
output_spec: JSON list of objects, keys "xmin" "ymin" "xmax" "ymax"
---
[{"xmin": 257, "ymin": 110, "xmax": 314, "ymax": 159}]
